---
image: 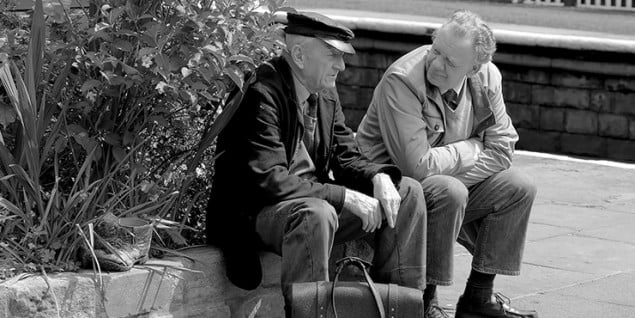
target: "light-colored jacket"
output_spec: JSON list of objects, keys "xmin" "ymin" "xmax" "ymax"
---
[{"xmin": 356, "ymin": 45, "xmax": 518, "ymax": 186}]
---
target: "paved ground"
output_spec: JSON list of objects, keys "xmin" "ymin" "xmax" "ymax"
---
[{"xmin": 435, "ymin": 151, "xmax": 635, "ymax": 318}]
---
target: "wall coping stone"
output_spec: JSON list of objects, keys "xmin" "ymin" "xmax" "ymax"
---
[
  {"xmin": 0, "ymin": 246, "xmax": 284, "ymax": 318},
  {"xmin": 288, "ymin": 8, "xmax": 635, "ymax": 54}
]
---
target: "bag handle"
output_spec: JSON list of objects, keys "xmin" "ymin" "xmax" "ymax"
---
[{"xmin": 330, "ymin": 257, "xmax": 385, "ymax": 318}]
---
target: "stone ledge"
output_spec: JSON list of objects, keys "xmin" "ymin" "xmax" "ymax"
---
[
  {"xmin": 0, "ymin": 247, "xmax": 284, "ymax": 318},
  {"xmin": 305, "ymin": 9, "xmax": 635, "ymax": 53}
]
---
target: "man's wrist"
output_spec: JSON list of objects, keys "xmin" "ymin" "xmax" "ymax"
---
[{"xmin": 372, "ymin": 173, "xmax": 391, "ymax": 186}]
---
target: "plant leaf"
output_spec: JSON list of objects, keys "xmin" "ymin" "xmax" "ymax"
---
[{"xmin": 26, "ymin": 0, "xmax": 45, "ymax": 108}]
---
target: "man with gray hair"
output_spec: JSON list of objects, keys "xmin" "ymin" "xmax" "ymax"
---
[
  {"xmin": 206, "ymin": 10, "xmax": 428, "ymax": 316},
  {"xmin": 356, "ymin": 10, "xmax": 538, "ymax": 318}
]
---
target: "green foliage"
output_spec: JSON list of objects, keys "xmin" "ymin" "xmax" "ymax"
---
[{"xmin": 0, "ymin": 0, "xmax": 285, "ymax": 274}]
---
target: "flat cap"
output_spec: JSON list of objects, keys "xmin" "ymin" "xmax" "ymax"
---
[{"xmin": 285, "ymin": 11, "xmax": 355, "ymax": 54}]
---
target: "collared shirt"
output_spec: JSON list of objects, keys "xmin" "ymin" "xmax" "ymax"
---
[
  {"xmin": 288, "ymin": 72, "xmax": 317, "ymax": 179},
  {"xmin": 441, "ymin": 76, "xmax": 466, "ymax": 98},
  {"xmin": 441, "ymin": 77, "xmax": 474, "ymax": 145},
  {"xmin": 355, "ymin": 45, "xmax": 518, "ymax": 186}
]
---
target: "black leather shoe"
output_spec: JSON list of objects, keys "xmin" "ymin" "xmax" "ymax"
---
[{"xmin": 455, "ymin": 292, "xmax": 538, "ymax": 318}]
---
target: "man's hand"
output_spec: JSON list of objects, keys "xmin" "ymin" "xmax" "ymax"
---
[
  {"xmin": 372, "ymin": 173, "xmax": 401, "ymax": 228},
  {"xmin": 344, "ymin": 189, "xmax": 383, "ymax": 232}
]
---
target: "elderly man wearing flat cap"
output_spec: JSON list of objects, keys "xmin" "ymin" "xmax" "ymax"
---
[{"xmin": 205, "ymin": 10, "xmax": 428, "ymax": 315}]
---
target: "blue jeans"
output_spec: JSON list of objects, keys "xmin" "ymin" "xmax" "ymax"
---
[
  {"xmin": 255, "ymin": 177, "xmax": 428, "ymax": 298},
  {"xmin": 421, "ymin": 169, "xmax": 536, "ymax": 286}
]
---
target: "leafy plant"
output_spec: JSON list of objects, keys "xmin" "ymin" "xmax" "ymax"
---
[{"xmin": 0, "ymin": 0, "xmax": 285, "ymax": 274}]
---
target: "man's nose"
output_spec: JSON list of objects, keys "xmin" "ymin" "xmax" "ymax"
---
[
  {"xmin": 431, "ymin": 56, "xmax": 444, "ymax": 72},
  {"xmin": 334, "ymin": 56, "xmax": 345, "ymax": 71}
]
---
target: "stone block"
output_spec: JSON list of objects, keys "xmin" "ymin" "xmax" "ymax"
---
[
  {"xmin": 565, "ymin": 109, "xmax": 597, "ymax": 135},
  {"xmin": 598, "ymin": 114, "xmax": 629, "ymax": 138},
  {"xmin": 630, "ymin": 120, "xmax": 635, "ymax": 140},
  {"xmin": 605, "ymin": 78, "xmax": 635, "ymax": 92},
  {"xmin": 516, "ymin": 128, "xmax": 561, "ymax": 153},
  {"xmin": 503, "ymin": 81, "xmax": 531, "ymax": 104},
  {"xmin": 606, "ymin": 139, "xmax": 635, "ymax": 162},
  {"xmin": 500, "ymin": 68, "xmax": 550, "ymax": 85},
  {"xmin": 539, "ymin": 106, "xmax": 565, "ymax": 131},
  {"xmin": 551, "ymin": 72, "xmax": 602, "ymax": 89},
  {"xmin": 226, "ymin": 287, "xmax": 284, "ymax": 318},
  {"xmin": 506, "ymin": 103, "xmax": 539, "ymax": 129},
  {"xmin": 561, "ymin": 133, "xmax": 606, "ymax": 157},
  {"xmin": 612, "ymin": 92, "xmax": 635, "ymax": 116},
  {"xmin": 343, "ymin": 108, "xmax": 367, "ymax": 131},
  {"xmin": 169, "ymin": 303, "xmax": 230, "ymax": 318},
  {"xmin": 1, "ymin": 273, "xmax": 99, "ymax": 318},
  {"xmin": 344, "ymin": 51, "xmax": 392, "ymax": 69},
  {"xmin": 101, "ymin": 261, "xmax": 182, "ymax": 318},
  {"xmin": 590, "ymin": 90, "xmax": 611, "ymax": 112},
  {"xmin": 338, "ymin": 85, "xmax": 357, "ymax": 109},
  {"xmin": 338, "ymin": 86, "xmax": 374, "ymax": 111},
  {"xmin": 353, "ymin": 87, "xmax": 374, "ymax": 111},
  {"xmin": 337, "ymin": 67, "xmax": 382, "ymax": 88},
  {"xmin": 531, "ymin": 85, "xmax": 554, "ymax": 106},
  {"xmin": 553, "ymin": 87, "xmax": 590, "ymax": 109}
]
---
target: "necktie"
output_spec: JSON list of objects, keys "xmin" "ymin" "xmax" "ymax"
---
[
  {"xmin": 303, "ymin": 93, "xmax": 318, "ymax": 156},
  {"xmin": 442, "ymin": 89, "xmax": 459, "ymax": 111}
]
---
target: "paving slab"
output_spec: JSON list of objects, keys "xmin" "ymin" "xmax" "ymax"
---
[
  {"xmin": 512, "ymin": 155, "xmax": 635, "ymax": 214},
  {"xmin": 579, "ymin": 223, "xmax": 635, "ymax": 246},
  {"xmin": 522, "ymin": 234, "xmax": 635, "ymax": 275},
  {"xmin": 509, "ymin": 293, "xmax": 635, "ymax": 318},
  {"xmin": 529, "ymin": 203, "xmax": 635, "ymax": 232},
  {"xmin": 437, "ymin": 249, "xmax": 599, "ymax": 312},
  {"xmin": 525, "ymin": 221, "xmax": 575, "ymax": 242},
  {"xmin": 555, "ymin": 270, "xmax": 635, "ymax": 307}
]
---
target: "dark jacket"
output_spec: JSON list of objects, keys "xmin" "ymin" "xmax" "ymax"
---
[{"xmin": 206, "ymin": 57, "xmax": 401, "ymax": 288}]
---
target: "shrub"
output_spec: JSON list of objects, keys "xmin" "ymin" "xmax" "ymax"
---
[{"xmin": 0, "ymin": 0, "xmax": 284, "ymax": 274}]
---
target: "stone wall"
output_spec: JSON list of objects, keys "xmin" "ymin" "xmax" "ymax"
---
[
  {"xmin": 0, "ymin": 242, "xmax": 371, "ymax": 318},
  {"xmin": 0, "ymin": 247, "xmax": 285, "ymax": 318},
  {"xmin": 334, "ymin": 21, "xmax": 635, "ymax": 162}
]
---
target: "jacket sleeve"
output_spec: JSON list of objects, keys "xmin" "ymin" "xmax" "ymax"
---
[
  {"xmin": 328, "ymin": 90, "xmax": 402, "ymax": 195},
  {"xmin": 373, "ymin": 72, "xmax": 481, "ymax": 182},
  {"xmin": 243, "ymin": 88, "xmax": 348, "ymax": 212},
  {"xmin": 455, "ymin": 63, "xmax": 518, "ymax": 186}
]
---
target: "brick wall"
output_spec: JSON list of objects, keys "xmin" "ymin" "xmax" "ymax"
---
[{"xmin": 337, "ymin": 31, "xmax": 635, "ymax": 162}]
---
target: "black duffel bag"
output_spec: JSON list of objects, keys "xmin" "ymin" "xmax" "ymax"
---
[{"xmin": 290, "ymin": 256, "xmax": 424, "ymax": 318}]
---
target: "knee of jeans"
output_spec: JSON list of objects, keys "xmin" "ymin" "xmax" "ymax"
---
[
  {"xmin": 508, "ymin": 172, "xmax": 538, "ymax": 202},
  {"xmin": 295, "ymin": 198, "xmax": 338, "ymax": 231},
  {"xmin": 399, "ymin": 177, "xmax": 423, "ymax": 199},
  {"xmin": 396, "ymin": 177, "xmax": 428, "ymax": 222},
  {"xmin": 429, "ymin": 176, "xmax": 469, "ymax": 208}
]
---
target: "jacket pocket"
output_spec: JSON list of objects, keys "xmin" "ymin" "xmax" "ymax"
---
[{"xmin": 424, "ymin": 116, "xmax": 445, "ymax": 145}]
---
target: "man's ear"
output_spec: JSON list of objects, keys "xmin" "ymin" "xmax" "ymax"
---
[{"xmin": 290, "ymin": 45, "xmax": 305, "ymax": 69}]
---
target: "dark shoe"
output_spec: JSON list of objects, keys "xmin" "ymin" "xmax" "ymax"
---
[
  {"xmin": 425, "ymin": 294, "xmax": 450, "ymax": 318},
  {"xmin": 456, "ymin": 292, "xmax": 538, "ymax": 318}
]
